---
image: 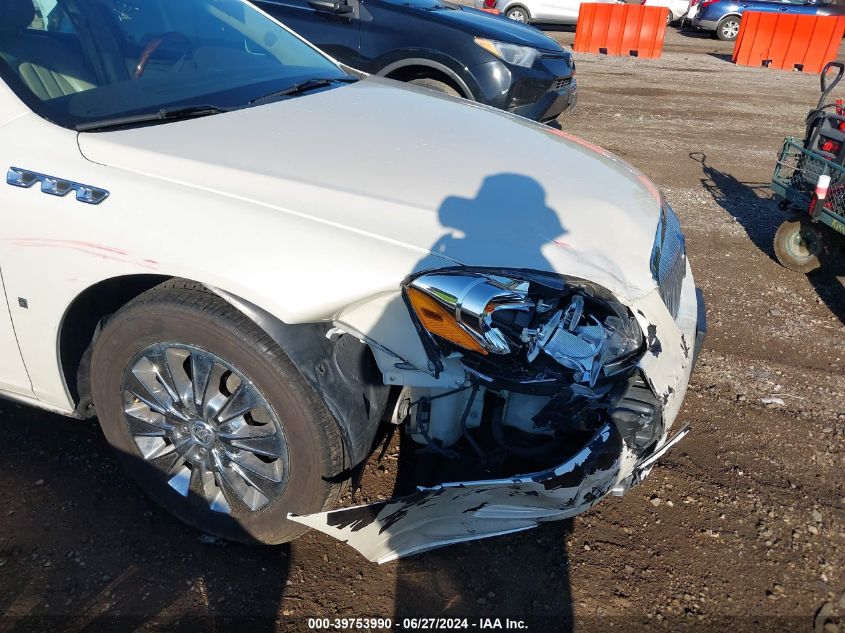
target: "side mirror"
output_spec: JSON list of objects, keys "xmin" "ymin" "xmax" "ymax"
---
[{"xmin": 308, "ymin": 0, "xmax": 354, "ymax": 14}]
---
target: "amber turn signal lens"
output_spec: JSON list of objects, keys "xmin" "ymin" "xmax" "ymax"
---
[{"xmin": 407, "ymin": 287, "xmax": 488, "ymax": 355}]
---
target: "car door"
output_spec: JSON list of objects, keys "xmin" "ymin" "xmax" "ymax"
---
[
  {"xmin": 253, "ymin": 0, "xmax": 363, "ymax": 67},
  {"xmin": 736, "ymin": 0, "xmax": 773, "ymax": 14},
  {"xmin": 776, "ymin": 0, "xmax": 819, "ymax": 13},
  {"xmin": 0, "ymin": 74, "xmax": 35, "ymax": 398},
  {"xmin": 537, "ymin": 0, "xmax": 582, "ymax": 23},
  {"xmin": 739, "ymin": 0, "xmax": 806, "ymax": 14},
  {"xmin": 0, "ymin": 275, "xmax": 32, "ymax": 397},
  {"xmin": 817, "ymin": 0, "xmax": 845, "ymax": 16},
  {"xmin": 0, "ymin": 0, "xmax": 91, "ymax": 404}
]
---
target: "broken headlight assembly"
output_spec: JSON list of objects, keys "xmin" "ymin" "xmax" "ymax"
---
[
  {"xmin": 405, "ymin": 269, "xmax": 643, "ymax": 391},
  {"xmin": 402, "ymin": 269, "xmax": 664, "ymax": 463}
]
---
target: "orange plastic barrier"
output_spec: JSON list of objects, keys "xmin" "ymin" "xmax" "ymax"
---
[
  {"xmin": 573, "ymin": 4, "xmax": 668, "ymax": 59},
  {"xmin": 733, "ymin": 12, "xmax": 845, "ymax": 74}
]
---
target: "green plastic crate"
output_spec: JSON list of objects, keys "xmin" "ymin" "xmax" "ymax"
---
[{"xmin": 771, "ymin": 138, "xmax": 845, "ymax": 236}]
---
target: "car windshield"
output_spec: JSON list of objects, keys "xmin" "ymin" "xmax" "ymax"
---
[{"xmin": 0, "ymin": 0, "xmax": 351, "ymax": 130}]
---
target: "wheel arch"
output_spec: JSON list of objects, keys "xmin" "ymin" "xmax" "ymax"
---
[
  {"xmin": 59, "ymin": 273, "xmax": 173, "ymax": 415},
  {"xmin": 504, "ymin": 3, "xmax": 531, "ymax": 19},
  {"xmin": 60, "ymin": 275, "xmax": 390, "ymax": 469},
  {"xmin": 378, "ymin": 58, "xmax": 475, "ymax": 100}
]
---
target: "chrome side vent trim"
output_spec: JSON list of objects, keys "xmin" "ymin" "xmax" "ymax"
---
[{"xmin": 6, "ymin": 167, "xmax": 109, "ymax": 205}]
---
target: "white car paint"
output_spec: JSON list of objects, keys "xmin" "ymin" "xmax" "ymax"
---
[
  {"xmin": 642, "ymin": 0, "xmax": 691, "ymax": 22},
  {"xmin": 686, "ymin": 0, "xmax": 700, "ymax": 20},
  {"xmin": 2, "ymin": 80, "xmax": 681, "ymax": 408},
  {"xmin": 0, "ymin": 2, "xmax": 702, "ymax": 560}
]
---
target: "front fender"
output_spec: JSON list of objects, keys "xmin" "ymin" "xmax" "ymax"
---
[
  {"xmin": 211, "ymin": 287, "xmax": 391, "ymax": 469},
  {"xmin": 375, "ymin": 52, "xmax": 479, "ymax": 100}
]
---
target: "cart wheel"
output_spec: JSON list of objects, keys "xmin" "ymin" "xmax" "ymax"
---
[{"xmin": 773, "ymin": 218, "xmax": 827, "ymax": 273}]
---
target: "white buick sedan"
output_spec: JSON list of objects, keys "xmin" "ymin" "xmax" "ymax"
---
[{"xmin": 0, "ymin": 0, "xmax": 704, "ymax": 562}]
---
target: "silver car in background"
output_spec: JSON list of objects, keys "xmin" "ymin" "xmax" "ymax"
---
[{"xmin": 476, "ymin": 0, "xmax": 620, "ymax": 24}]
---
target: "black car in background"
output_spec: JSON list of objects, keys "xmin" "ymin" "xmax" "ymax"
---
[{"xmin": 252, "ymin": 0, "xmax": 577, "ymax": 121}]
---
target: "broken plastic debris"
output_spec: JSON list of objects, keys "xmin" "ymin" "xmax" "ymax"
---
[
  {"xmin": 561, "ymin": 294, "xmax": 584, "ymax": 331},
  {"xmin": 542, "ymin": 318, "xmax": 604, "ymax": 385},
  {"xmin": 525, "ymin": 295, "xmax": 643, "ymax": 387}
]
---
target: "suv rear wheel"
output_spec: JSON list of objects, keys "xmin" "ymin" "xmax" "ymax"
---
[
  {"xmin": 506, "ymin": 5, "xmax": 530, "ymax": 22},
  {"xmin": 716, "ymin": 15, "xmax": 741, "ymax": 41},
  {"xmin": 90, "ymin": 280, "xmax": 345, "ymax": 544}
]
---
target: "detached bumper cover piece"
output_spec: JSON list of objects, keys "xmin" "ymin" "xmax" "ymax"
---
[
  {"xmin": 290, "ymin": 423, "xmax": 688, "ymax": 563},
  {"xmin": 290, "ymin": 424, "xmax": 620, "ymax": 563}
]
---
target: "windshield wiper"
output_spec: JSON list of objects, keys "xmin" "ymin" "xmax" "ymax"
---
[
  {"xmin": 76, "ymin": 105, "xmax": 231, "ymax": 132},
  {"xmin": 249, "ymin": 77, "xmax": 358, "ymax": 105}
]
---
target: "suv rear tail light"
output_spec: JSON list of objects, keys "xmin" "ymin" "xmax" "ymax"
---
[{"xmin": 483, "ymin": 0, "xmax": 496, "ymax": 8}]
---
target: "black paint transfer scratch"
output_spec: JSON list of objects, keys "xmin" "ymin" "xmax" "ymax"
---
[
  {"xmin": 325, "ymin": 501, "xmax": 390, "ymax": 532},
  {"xmin": 647, "ymin": 324, "xmax": 662, "ymax": 356}
]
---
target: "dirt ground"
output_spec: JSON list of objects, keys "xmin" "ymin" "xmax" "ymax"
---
[{"xmin": 1, "ymin": 26, "xmax": 844, "ymax": 633}]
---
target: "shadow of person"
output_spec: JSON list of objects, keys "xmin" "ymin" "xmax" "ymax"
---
[
  {"xmin": 0, "ymin": 406, "xmax": 291, "ymax": 633},
  {"xmin": 691, "ymin": 151, "xmax": 777, "ymax": 257},
  {"xmin": 412, "ymin": 173, "xmax": 567, "ymax": 274},
  {"xmin": 691, "ymin": 152, "xmax": 845, "ymax": 324},
  {"xmin": 386, "ymin": 174, "xmax": 575, "ymax": 631}
]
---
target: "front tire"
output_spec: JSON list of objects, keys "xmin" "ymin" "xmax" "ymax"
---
[
  {"xmin": 773, "ymin": 218, "xmax": 827, "ymax": 273},
  {"xmin": 90, "ymin": 280, "xmax": 345, "ymax": 545},
  {"xmin": 715, "ymin": 15, "xmax": 741, "ymax": 41},
  {"xmin": 408, "ymin": 77, "xmax": 461, "ymax": 97}
]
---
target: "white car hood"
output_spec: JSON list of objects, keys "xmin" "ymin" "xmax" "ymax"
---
[{"xmin": 78, "ymin": 77, "xmax": 661, "ymax": 300}]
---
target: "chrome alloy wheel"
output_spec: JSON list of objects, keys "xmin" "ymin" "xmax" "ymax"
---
[
  {"xmin": 507, "ymin": 8, "xmax": 527, "ymax": 22},
  {"xmin": 721, "ymin": 19, "xmax": 739, "ymax": 39},
  {"xmin": 120, "ymin": 343, "xmax": 289, "ymax": 514}
]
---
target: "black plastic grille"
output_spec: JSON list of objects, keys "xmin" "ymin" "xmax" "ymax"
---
[
  {"xmin": 650, "ymin": 203, "xmax": 686, "ymax": 319},
  {"xmin": 551, "ymin": 77, "xmax": 572, "ymax": 92}
]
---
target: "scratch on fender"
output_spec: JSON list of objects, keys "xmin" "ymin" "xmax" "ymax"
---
[{"xmin": 8, "ymin": 238, "xmax": 158, "ymax": 270}]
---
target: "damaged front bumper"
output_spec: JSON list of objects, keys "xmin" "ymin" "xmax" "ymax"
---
[
  {"xmin": 293, "ymin": 220, "xmax": 707, "ymax": 563},
  {"xmin": 291, "ymin": 280, "xmax": 705, "ymax": 563},
  {"xmin": 291, "ymin": 421, "xmax": 691, "ymax": 564}
]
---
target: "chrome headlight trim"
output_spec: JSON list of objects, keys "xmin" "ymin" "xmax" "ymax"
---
[{"xmin": 408, "ymin": 272, "xmax": 534, "ymax": 355}]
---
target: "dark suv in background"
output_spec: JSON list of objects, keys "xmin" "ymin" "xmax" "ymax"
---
[{"xmin": 252, "ymin": 0, "xmax": 577, "ymax": 121}]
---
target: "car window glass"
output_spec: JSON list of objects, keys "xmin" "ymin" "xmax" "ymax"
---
[
  {"xmin": 30, "ymin": 0, "xmax": 74, "ymax": 32},
  {"xmin": 104, "ymin": 1, "xmax": 166, "ymax": 44},
  {"xmin": 0, "ymin": 0, "xmax": 348, "ymax": 129}
]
